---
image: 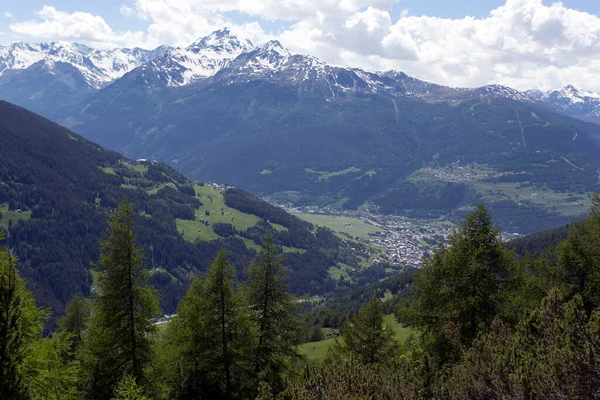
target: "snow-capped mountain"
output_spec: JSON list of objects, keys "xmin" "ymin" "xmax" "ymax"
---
[
  {"xmin": 527, "ymin": 85, "xmax": 600, "ymax": 124},
  {"xmin": 0, "ymin": 41, "xmax": 166, "ymax": 89},
  {"xmin": 129, "ymin": 28, "xmax": 256, "ymax": 88},
  {"xmin": 0, "ymin": 27, "xmax": 539, "ymax": 115},
  {"xmin": 212, "ymin": 39, "xmax": 534, "ymax": 103}
]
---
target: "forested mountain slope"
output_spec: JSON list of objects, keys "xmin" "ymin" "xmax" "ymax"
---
[
  {"xmin": 0, "ymin": 101, "xmax": 360, "ymax": 320},
  {"xmin": 69, "ymin": 77, "xmax": 600, "ymax": 233}
]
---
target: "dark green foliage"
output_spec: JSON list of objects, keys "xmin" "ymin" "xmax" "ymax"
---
[
  {"xmin": 113, "ymin": 375, "xmax": 150, "ymax": 400},
  {"xmin": 0, "ymin": 234, "xmax": 44, "ymax": 399},
  {"xmin": 335, "ymin": 296, "xmax": 397, "ymax": 364},
  {"xmin": 403, "ymin": 204, "xmax": 517, "ymax": 363},
  {"xmin": 555, "ymin": 192, "xmax": 600, "ymax": 314},
  {"xmin": 81, "ymin": 201, "xmax": 159, "ymax": 399},
  {"xmin": 0, "ymin": 233, "xmax": 78, "ymax": 400},
  {"xmin": 163, "ymin": 249, "xmax": 252, "ymax": 399},
  {"xmin": 0, "ymin": 101, "xmax": 364, "ymax": 329},
  {"xmin": 58, "ymin": 295, "xmax": 90, "ymax": 352},
  {"xmin": 507, "ymin": 223, "xmax": 571, "ymax": 257},
  {"xmin": 70, "ymin": 80, "xmax": 600, "ymax": 233},
  {"xmin": 446, "ymin": 289, "xmax": 600, "ymax": 399},
  {"xmin": 282, "ymin": 360, "xmax": 415, "ymax": 399},
  {"xmin": 247, "ymin": 234, "xmax": 300, "ymax": 393}
]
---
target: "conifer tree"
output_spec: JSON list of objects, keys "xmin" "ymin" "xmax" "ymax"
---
[
  {"xmin": 81, "ymin": 200, "xmax": 159, "ymax": 399},
  {"xmin": 168, "ymin": 276, "xmax": 206, "ymax": 398},
  {"xmin": 58, "ymin": 295, "xmax": 90, "ymax": 352},
  {"xmin": 556, "ymin": 192, "xmax": 600, "ymax": 314},
  {"xmin": 164, "ymin": 249, "xmax": 252, "ymax": 399},
  {"xmin": 0, "ymin": 232, "xmax": 44, "ymax": 399},
  {"xmin": 200, "ymin": 248, "xmax": 252, "ymax": 398},
  {"xmin": 337, "ymin": 296, "xmax": 397, "ymax": 364},
  {"xmin": 404, "ymin": 204, "xmax": 515, "ymax": 363},
  {"xmin": 246, "ymin": 234, "xmax": 299, "ymax": 393}
]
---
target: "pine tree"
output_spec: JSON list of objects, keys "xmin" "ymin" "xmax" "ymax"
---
[
  {"xmin": 247, "ymin": 234, "xmax": 299, "ymax": 393},
  {"xmin": 338, "ymin": 296, "xmax": 397, "ymax": 364},
  {"xmin": 113, "ymin": 375, "xmax": 149, "ymax": 400},
  {"xmin": 168, "ymin": 276, "xmax": 206, "ymax": 398},
  {"xmin": 404, "ymin": 204, "xmax": 516, "ymax": 363},
  {"xmin": 0, "ymin": 232, "xmax": 45, "ymax": 399},
  {"xmin": 58, "ymin": 295, "xmax": 90, "ymax": 352},
  {"xmin": 163, "ymin": 249, "xmax": 252, "ymax": 399},
  {"xmin": 82, "ymin": 200, "xmax": 159, "ymax": 399},
  {"xmin": 556, "ymin": 192, "xmax": 600, "ymax": 314},
  {"xmin": 199, "ymin": 248, "xmax": 252, "ymax": 398},
  {"xmin": 20, "ymin": 332, "xmax": 81, "ymax": 400}
]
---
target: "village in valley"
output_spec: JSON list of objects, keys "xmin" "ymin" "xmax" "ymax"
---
[
  {"xmin": 274, "ymin": 203, "xmax": 455, "ymax": 268},
  {"xmin": 271, "ymin": 197, "xmax": 523, "ymax": 269}
]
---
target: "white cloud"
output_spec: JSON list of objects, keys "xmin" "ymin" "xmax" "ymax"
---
[
  {"xmin": 119, "ymin": 4, "xmax": 135, "ymax": 18},
  {"xmin": 9, "ymin": 6, "xmax": 147, "ymax": 47},
  {"xmin": 4, "ymin": 11, "xmax": 13, "ymax": 18},
  {"xmin": 7, "ymin": 0, "xmax": 600, "ymax": 91}
]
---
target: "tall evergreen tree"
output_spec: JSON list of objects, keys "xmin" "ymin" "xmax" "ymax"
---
[
  {"xmin": 336, "ymin": 296, "xmax": 397, "ymax": 364},
  {"xmin": 58, "ymin": 295, "xmax": 90, "ymax": 352},
  {"xmin": 556, "ymin": 192, "xmax": 600, "ymax": 314},
  {"xmin": 81, "ymin": 200, "xmax": 159, "ymax": 399},
  {"xmin": 164, "ymin": 248, "xmax": 252, "ymax": 399},
  {"xmin": 404, "ymin": 204, "xmax": 516, "ymax": 363},
  {"xmin": 200, "ymin": 248, "xmax": 252, "ymax": 398},
  {"xmin": 0, "ymin": 232, "xmax": 44, "ymax": 399},
  {"xmin": 247, "ymin": 234, "xmax": 299, "ymax": 393},
  {"xmin": 163, "ymin": 276, "xmax": 206, "ymax": 398}
]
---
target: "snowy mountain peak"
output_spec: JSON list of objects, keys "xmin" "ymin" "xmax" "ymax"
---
[
  {"xmin": 0, "ymin": 40, "xmax": 166, "ymax": 88},
  {"xmin": 477, "ymin": 84, "xmax": 532, "ymax": 102},
  {"xmin": 187, "ymin": 28, "xmax": 254, "ymax": 56},
  {"xmin": 559, "ymin": 85, "xmax": 600, "ymax": 100},
  {"xmin": 259, "ymin": 40, "xmax": 291, "ymax": 58},
  {"xmin": 527, "ymin": 85, "xmax": 600, "ymax": 104},
  {"xmin": 526, "ymin": 85, "xmax": 600, "ymax": 123}
]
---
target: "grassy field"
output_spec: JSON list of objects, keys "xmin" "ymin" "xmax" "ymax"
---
[
  {"xmin": 407, "ymin": 164, "xmax": 591, "ymax": 217},
  {"xmin": 175, "ymin": 184, "xmax": 261, "ymax": 242},
  {"xmin": 299, "ymin": 314, "xmax": 415, "ymax": 362},
  {"xmin": 305, "ymin": 167, "xmax": 361, "ymax": 182},
  {"xmin": 293, "ymin": 213, "xmax": 383, "ymax": 240},
  {"xmin": 0, "ymin": 205, "xmax": 32, "ymax": 229},
  {"xmin": 472, "ymin": 181, "xmax": 591, "ymax": 217}
]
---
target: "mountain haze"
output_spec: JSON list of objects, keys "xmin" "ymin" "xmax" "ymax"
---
[
  {"xmin": 0, "ymin": 101, "xmax": 363, "ymax": 322},
  {"xmin": 2, "ymin": 30, "xmax": 600, "ymax": 233}
]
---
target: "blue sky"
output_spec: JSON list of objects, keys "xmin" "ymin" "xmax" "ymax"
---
[
  {"xmin": 2, "ymin": 0, "xmax": 600, "ymax": 91},
  {"xmin": 3, "ymin": 0, "xmax": 599, "ymax": 44}
]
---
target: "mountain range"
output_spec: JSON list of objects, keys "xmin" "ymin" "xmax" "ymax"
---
[
  {"xmin": 0, "ymin": 101, "xmax": 372, "ymax": 325},
  {"xmin": 527, "ymin": 85, "xmax": 600, "ymax": 125},
  {"xmin": 2, "ymin": 29, "xmax": 600, "ymax": 234}
]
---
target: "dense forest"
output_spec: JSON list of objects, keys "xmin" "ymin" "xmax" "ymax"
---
[
  {"xmin": 0, "ymin": 101, "xmax": 364, "ymax": 328},
  {"xmin": 3, "ymin": 192, "xmax": 600, "ymax": 399}
]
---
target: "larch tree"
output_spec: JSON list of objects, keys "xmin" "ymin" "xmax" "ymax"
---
[
  {"xmin": 404, "ymin": 204, "xmax": 516, "ymax": 363},
  {"xmin": 247, "ymin": 233, "xmax": 300, "ymax": 394},
  {"xmin": 198, "ymin": 248, "xmax": 252, "ymax": 398},
  {"xmin": 338, "ymin": 296, "xmax": 397, "ymax": 364},
  {"xmin": 165, "ymin": 248, "xmax": 252, "ymax": 399},
  {"xmin": 58, "ymin": 295, "xmax": 90, "ymax": 352},
  {"xmin": 0, "ymin": 232, "xmax": 44, "ymax": 399},
  {"xmin": 556, "ymin": 192, "xmax": 600, "ymax": 314},
  {"xmin": 82, "ymin": 200, "xmax": 159, "ymax": 399}
]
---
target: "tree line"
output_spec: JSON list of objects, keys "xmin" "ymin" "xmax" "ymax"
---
[{"xmin": 4, "ymin": 195, "xmax": 600, "ymax": 398}]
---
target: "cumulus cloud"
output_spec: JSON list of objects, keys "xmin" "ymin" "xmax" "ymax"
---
[
  {"xmin": 7, "ymin": 0, "xmax": 600, "ymax": 91},
  {"xmin": 119, "ymin": 4, "xmax": 135, "ymax": 18},
  {"xmin": 9, "ymin": 6, "xmax": 147, "ymax": 47}
]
